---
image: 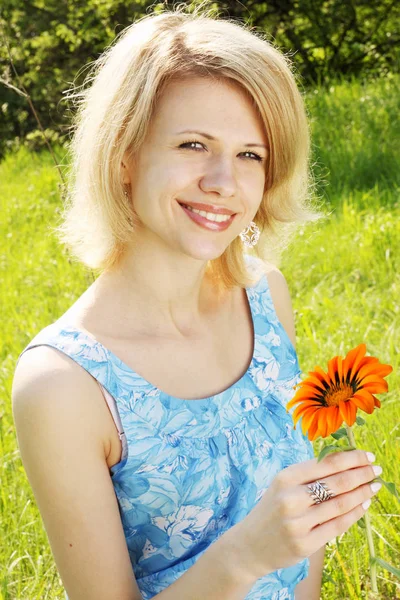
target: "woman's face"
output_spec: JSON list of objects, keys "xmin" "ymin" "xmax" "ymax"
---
[{"xmin": 122, "ymin": 75, "xmax": 268, "ymax": 261}]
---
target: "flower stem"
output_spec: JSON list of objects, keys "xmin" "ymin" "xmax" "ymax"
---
[{"xmin": 345, "ymin": 424, "xmax": 378, "ymax": 596}]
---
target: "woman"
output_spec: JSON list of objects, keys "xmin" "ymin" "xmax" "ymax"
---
[{"xmin": 12, "ymin": 6, "xmax": 382, "ymax": 600}]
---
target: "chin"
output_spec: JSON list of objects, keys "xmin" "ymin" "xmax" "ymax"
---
[{"xmin": 181, "ymin": 243, "xmax": 228, "ymax": 262}]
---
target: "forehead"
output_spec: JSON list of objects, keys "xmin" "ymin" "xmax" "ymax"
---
[{"xmin": 149, "ymin": 76, "xmax": 266, "ymax": 141}]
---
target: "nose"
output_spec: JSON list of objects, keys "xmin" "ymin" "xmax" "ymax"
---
[{"xmin": 199, "ymin": 155, "xmax": 237, "ymax": 198}]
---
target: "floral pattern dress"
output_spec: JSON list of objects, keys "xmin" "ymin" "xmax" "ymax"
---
[{"xmin": 17, "ymin": 255, "xmax": 314, "ymax": 600}]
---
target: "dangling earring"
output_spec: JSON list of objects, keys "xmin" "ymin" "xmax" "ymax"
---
[
  {"xmin": 123, "ymin": 188, "xmax": 133, "ymax": 226},
  {"xmin": 239, "ymin": 221, "xmax": 260, "ymax": 248}
]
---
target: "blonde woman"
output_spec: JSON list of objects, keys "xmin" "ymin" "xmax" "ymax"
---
[{"xmin": 12, "ymin": 5, "xmax": 382, "ymax": 600}]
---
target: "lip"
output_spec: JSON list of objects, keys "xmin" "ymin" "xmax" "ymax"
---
[
  {"xmin": 177, "ymin": 200, "xmax": 236, "ymax": 216},
  {"xmin": 178, "ymin": 202, "xmax": 236, "ymax": 232}
]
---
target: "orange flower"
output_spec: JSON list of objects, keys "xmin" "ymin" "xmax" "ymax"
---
[{"xmin": 286, "ymin": 343, "xmax": 393, "ymax": 441}]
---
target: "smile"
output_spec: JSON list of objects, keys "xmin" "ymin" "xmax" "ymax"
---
[
  {"xmin": 182, "ymin": 204, "xmax": 231, "ymax": 222},
  {"xmin": 178, "ymin": 201, "xmax": 236, "ymax": 231}
]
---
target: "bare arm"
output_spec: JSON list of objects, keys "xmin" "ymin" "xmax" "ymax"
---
[
  {"xmin": 155, "ymin": 526, "xmax": 258, "ymax": 599},
  {"xmin": 295, "ymin": 546, "xmax": 325, "ymax": 600}
]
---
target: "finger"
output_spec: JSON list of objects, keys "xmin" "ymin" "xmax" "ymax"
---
[
  {"xmin": 306, "ymin": 480, "xmax": 381, "ymax": 529},
  {"xmin": 303, "ymin": 463, "xmax": 381, "ymax": 509},
  {"xmin": 279, "ymin": 449, "xmax": 375, "ymax": 487},
  {"xmin": 308, "ymin": 499, "xmax": 371, "ymax": 548}
]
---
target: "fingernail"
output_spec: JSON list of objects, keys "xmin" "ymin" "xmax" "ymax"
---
[
  {"xmin": 366, "ymin": 452, "xmax": 376, "ymax": 463},
  {"xmin": 371, "ymin": 482, "xmax": 382, "ymax": 493},
  {"xmin": 372, "ymin": 465, "xmax": 382, "ymax": 476},
  {"xmin": 362, "ymin": 499, "xmax": 371, "ymax": 510}
]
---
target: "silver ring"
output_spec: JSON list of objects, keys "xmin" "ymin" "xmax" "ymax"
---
[{"xmin": 307, "ymin": 480, "xmax": 335, "ymax": 505}]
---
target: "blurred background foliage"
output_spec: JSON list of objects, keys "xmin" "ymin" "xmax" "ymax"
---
[{"xmin": 0, "ymin": 0, "xmax": 399, "ymax": 161}]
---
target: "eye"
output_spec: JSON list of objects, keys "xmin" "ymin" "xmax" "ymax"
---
[
  {"xmin": 179, "ymin": 140, "xmax": 206, "ymax": 151},
  {"xmin": 242, "ymin": 150, "xmax": 264, "ymax": 163},
  {"xmin": 178, "ymin": 140, "xmax": 264, "ymax": 163}
]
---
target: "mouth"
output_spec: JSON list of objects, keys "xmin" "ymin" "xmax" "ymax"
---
[
  {"xmin": 177, "ymin": 200, "xmax": 236, "ymax": 216},
  {"xmin": 177, "ymin": 200, "xmax": 237, "ymax": 231}
]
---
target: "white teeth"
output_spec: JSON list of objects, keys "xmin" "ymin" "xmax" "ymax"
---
[{"xmin": 182, "ymin": 204, "xmax": 232, "ymax": 222}]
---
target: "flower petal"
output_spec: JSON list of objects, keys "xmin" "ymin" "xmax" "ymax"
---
[
  {"xmin": 307, "ymin": 415, "xmax": 320, "ymax": 441},
  {"xmin": 358, "ymin": 356, "xmax": 379, "ymax": 367},
  {"xmin": 323, "ymin": 408, "xmax": 337, "ymax": 438},
  {"xmin": 351, "ymin": 387, "xmax": 377, "ymax": 410},
  {"xmin": 374, "ymin": 364, "xmax": 393, "ymax": 377},
  {"xmin": 337, "ymin": 356, "xmax": 344, "ymax": 385},
  {"xmin": 292, "ymin": 401, "xmax": 322, "ymax": 423},
  {"xmin": 343, "ymin": 343, "xmax": 367, "ymax": 382},
  {"xmin": 359, "ymin": 377, "xmax": 388, "ymax": 394},
  {"xmin": 352, "ymin": 344, "xmax": 368, "ymax": 378},
  {"xmin": 325, "ymin": 405, "xmax": 343, "ymax": 435},
  {"xmin": 338, "ymin": 399, "xmax": 358, "ymax": 426},
  {"xmin": 287, "ymin": 396, "xmax": 304, "ymax": 411},
  {"xmin": 315, "ymin": 409, "xmax": 329, "ymax": 439},
  {"xmin": 373, "ymin": 396, "xmax": 381, "ymax": 408},
  {"xmin": 292, "ymin": 405, "xmax": 319, "ymax": 427},
  {"xmin": 327, "ymin": 356, "xmax": 340, "ymax": 387},
  {"xmin": 308, "ymin": 366, "xmax": 331, "ymax": 386},
  {"xmin": 289, "ymin": 385, "xmax": 324, "ymax": 402},
  {"xmin": 356, "ymin": 362, "xmax": 393, "ymax": 382},
  {"xmin": 300, "ymin": 406, "xmax": 320, "ymax": 435},
  {"xmin": 351, "ymin": 393, "xmax": 375, "ymax": 414},
  {"xmin": 301, "ymin": 374, "xmax": 327, "ymax": 391},
  {"xmin": 286, "ymin": 387, "xmax": 324, "ymax": 410}
]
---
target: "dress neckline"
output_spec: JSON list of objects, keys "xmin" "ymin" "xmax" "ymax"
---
[{"xmin": 56, "ymin": 278, "xmax": 263, "ymax": 406}]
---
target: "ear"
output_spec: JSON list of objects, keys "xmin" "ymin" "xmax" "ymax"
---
[{"xmin": 120, "ymin": 150, "xmax": 133, "ymax": 185}]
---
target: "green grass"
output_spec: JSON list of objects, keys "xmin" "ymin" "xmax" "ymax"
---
[{"xmin": 1, "ymin": 73, "xmax": 399, "ymax": 599}]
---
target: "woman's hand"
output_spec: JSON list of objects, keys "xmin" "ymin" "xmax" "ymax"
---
[{"xmin": 231, "ymin": 449, "xmax": 382, "ymax": 581}]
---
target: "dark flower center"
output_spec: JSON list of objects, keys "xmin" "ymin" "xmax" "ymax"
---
[{"xmin": 325, "ymin": 383, "xmax": 354, "ymax": 407}]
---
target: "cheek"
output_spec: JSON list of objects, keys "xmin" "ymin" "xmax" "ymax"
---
[
  {"xmin": 248, "ymin": 174, "xmax": 265, "ymax": 204},
  {"xmin": 239, "ymin": 171, "xmax": 264, "ymax": 202},
  {"xmin": 133, "ymin": 173, "xmax": 186, "ymax": 218},
  {"xmin": 244, "ymin": 166, "xmax": 265, "ymax": 186},
  {"xmin": 147, "ymin": 162, "xmax": 193, "ymax": 191}
]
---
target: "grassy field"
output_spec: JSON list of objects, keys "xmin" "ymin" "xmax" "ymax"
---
[{"xmin": 1, "ymin": 73, "xmax": 399, "ymax": 599}]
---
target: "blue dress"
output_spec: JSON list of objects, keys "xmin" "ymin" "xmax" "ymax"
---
[{"xmin": 17, "ymin": 256, "xmax": 314, "ymax": 600}]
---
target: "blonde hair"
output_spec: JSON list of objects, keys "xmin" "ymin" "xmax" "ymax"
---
[{"xmin": 55, "ymin": 2, "xmax": 327, "ymax": 290}]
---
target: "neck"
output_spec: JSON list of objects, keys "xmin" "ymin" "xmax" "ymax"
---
[{"xmin": 90, "ymin": 247, "xmax": 228, "ymax": 338}]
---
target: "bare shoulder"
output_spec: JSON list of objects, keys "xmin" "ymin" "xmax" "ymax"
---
[
  {"xmin": 12, "ymin": 345, "xmax": 142, "ymax": 599},
  {"xmin": 12, "ymin": 344, "xmax": 117, "ymax": 478},
  {"xmin": 14, "ymin": 344, "xmax": 82, "ymax": 388},
  {"xmin": 12, "ymin": 345, "xmax": 112, "ymax": 464},
  {"xmin": 257, "ymin": 259, "xmax": 297, "ymax": 350}
]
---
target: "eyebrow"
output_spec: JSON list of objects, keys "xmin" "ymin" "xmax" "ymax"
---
[{"xmin": 175, "ymin": 129, "xmax": 268, "ymax": 150}]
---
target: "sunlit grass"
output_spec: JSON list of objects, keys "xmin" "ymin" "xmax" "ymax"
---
[{"xmin": 1, "ymin": 73, "xmax": 399, "ymax": 599}]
